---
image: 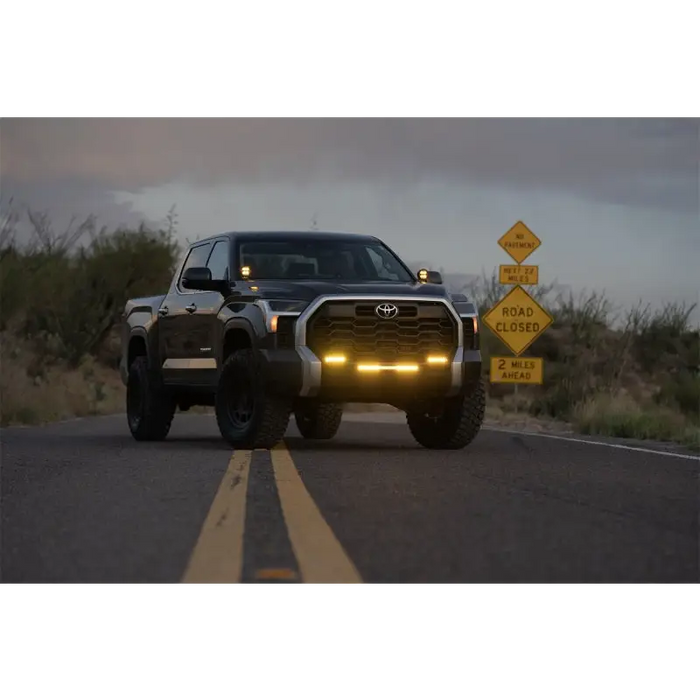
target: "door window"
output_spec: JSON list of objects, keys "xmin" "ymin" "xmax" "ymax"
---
[
  {"xmin": 177, "ymin": 242, "xmax": 212, "ymax": 291},
  {"xmin": 206, "ymin": 240, "xmax": 230, "ymax": 281}
]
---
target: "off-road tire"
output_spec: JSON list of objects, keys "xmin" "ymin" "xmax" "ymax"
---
[
  {"xmin": 406, "ymin": 378, "xmax": 485, "ymax": 449},
  {"xmin": 215, "ymin": 348, "xmax": 291, "ymax": 449},
  {"xmin": 294, "ymin": 403, "xmax": 343, "ymax": 440},
  {"xmin": 126, "ymin": 356, "xmax": 176, "ymax": 441}
]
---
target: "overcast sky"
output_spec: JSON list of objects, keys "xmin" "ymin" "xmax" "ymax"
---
[{"xmin": 2, "ymin": 118, "xmax": 698, "ymax": 318}]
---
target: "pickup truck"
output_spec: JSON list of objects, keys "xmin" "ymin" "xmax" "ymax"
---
[{"xmin": 120, "ymin": 231, "xmax": 484, "ymax": 449}]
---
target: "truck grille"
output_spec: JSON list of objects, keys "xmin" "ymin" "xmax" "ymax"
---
[{"xmin": 306, "ymin": 300, "xmax": 457, "ymax": 361}]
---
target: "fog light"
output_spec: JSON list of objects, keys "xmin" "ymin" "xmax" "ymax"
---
[
  {"xmin": 427, "ymin": 355, "xmax": 448, "ymax": 365},
  {"xmin": 324, "ymin": 354, "xmax": 346, "ymax": 364},
  {"xmin": 270, "ymin": 315, "xmax": 279, "ymax": 333}
]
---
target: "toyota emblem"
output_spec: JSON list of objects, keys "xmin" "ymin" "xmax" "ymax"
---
[{"xmin": 375, "ymin": 303, "xmax": 399, "ymax": 319}]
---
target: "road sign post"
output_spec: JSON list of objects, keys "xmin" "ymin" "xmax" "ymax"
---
[{"xmin": 485, "ymin": 221, "xmax": 550, "ymax": 386}]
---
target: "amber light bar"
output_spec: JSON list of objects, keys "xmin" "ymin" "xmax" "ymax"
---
[
  {"xmin": 357, "ymin": 364, "xmax": 419, "ymax": 373},
  {"xmin": 426, "ymin": 355, "xmax": 448, "ymax": 365},
  {"xmin": 324, "ymin": 354, "xmax": 347, "ymax": 364}
]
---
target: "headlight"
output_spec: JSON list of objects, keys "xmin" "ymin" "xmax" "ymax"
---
[
  {"xmin": 255, "ymin": 299, "xmax": 310, "ymax": 333},
  {"xmin": 263, "ymin": 299, "xmax": 310, "ymax": 313},
  {"xmin": 451, "ymin": 300, "xmax": 479, "ymax": 338}
]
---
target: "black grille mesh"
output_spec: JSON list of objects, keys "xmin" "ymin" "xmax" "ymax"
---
[{"xmin": 306, "ymin": 300, "xmax": 457, "ymax": 361}]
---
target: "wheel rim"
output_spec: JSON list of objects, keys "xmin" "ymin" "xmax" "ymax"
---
[{"xmin": 226, "ymin": 374, "xmax": 255, "ymax": 429}]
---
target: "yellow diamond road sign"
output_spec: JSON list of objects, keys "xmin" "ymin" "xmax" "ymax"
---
[
  {"xmin": 498, "ymin": 221, "xmax": 541, "ymax": 264},
  {"xmin": 482, "ymin": 285, "xmax": 553, "ymax": 356}
]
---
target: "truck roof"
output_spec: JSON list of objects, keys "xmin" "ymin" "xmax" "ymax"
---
[{"xmin": 193, "ymin": 230, "xmax": 381, "ymax": 246}]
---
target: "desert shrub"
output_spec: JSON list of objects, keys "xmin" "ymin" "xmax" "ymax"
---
[
  {"xmin": 0, "ymin": 206, "xmax": 181, "ymax": 366},
  {"xmin": 654, "ymin": 370, "xmax": 700, "ymax": 420},
  {"xmin": 471, "ymin": 275, "xmax": 697, "ymax": 442}
]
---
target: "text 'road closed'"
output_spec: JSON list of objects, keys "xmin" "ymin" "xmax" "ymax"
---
[
  {"xmin": 490, "ymin": 356, "xmax": 544, "ymax": 384},
  {"xmin": 482, "ymin": 285, "xmax": 553, "ymax": 355},
  {"xmin": 494, "ymin": 306, "xmax": 542, "ymax": 332}
]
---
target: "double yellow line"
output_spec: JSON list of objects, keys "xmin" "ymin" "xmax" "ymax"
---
[{"xmin": 182, "ymin": 443, "xmax": 362, "ymax": 584}]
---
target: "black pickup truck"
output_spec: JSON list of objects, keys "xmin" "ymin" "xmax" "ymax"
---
[{"xmin": 120, "ymin": 231, "xmax": 484, "ymax": 449}]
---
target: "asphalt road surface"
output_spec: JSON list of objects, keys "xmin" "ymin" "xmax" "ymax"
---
[{"xmin": 2, "ymin": 413, "xmax": 698, "ymax": 583}]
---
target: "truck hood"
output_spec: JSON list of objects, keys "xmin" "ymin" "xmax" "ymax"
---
[{"xmin": 250, "ymin": 280, "xmax": 449, "ymax": 301}]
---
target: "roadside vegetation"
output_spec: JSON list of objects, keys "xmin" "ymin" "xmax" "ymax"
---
[
  {"xmin": 0, "ymin": 202, "xmax": 181, "ymax": 425},
  {"xmin": 464, "ymin": 272, "xmax": 699, "ymax": 451},
  {"xmin": 1, "ymin": 203, "xmax": 697, "ymax": 450}
]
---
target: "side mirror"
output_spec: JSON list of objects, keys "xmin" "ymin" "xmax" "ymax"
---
[
  {"xmin": 417, "ymin": 268, "xmax": 443, "ymax": 285},
  {"xmin": 181, "ymin": 266, "xmax": 229, "ymax": 293}
]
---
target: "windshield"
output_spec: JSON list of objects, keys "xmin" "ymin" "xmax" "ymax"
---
[{"xmin": 237, "ymin": 239, "xmax": 415, "ymax": 282}]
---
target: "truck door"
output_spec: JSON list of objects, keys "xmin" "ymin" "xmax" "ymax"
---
[
  {"xmin": 195, "ymin": 239, "xmax": 232, "ymax": 384},
  {"xmin": 158, "ymin": 241, "xmax": 212, "ymax": 385}
]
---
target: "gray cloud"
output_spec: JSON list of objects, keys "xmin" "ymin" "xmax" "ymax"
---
[
  {"xmin": 2, "ymin": 118, "xmax": 698, "ymax": 213},
  {"xmin": 2, "ymin": 119, "xmax": 697, "ymax": 324},
  {"xmin": 1, "ymin": 177, "xmax": 156, "ymax": 239}
]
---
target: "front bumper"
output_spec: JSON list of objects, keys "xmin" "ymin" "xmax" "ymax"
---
[
  {"xmin": 261, "ymin": 348, "xmax": 482, "ymax": 402},
  {"xmin": 262, "ymin": 294, "xmax": 482, "ymax": 402}
]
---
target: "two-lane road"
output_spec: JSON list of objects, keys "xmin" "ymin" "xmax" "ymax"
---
[{"xmin": 2, "ymin": 413, "xmax": 698, "ymax": 583}]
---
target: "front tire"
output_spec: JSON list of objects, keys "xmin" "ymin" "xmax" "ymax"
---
[
  {"xmin": 294, "ymin": 402, "xmax": 343, "ymax": 440},
  {"xmin": 406, "ymin": 379, "xmax": 485, "ymax": 449},
  {"xmin": 126, "ymin": 356, "xmax": 176, "ymax": 441},
  {"xmin": 215, "ymin": 349, "xmax": 291, "ymax": 449}
]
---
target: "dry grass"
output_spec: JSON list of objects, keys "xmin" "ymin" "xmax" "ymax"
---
[
  {"xmin": 484, "ymin": 388, "xmax": 698, "ymax": 451},
  {"xmin": 0, "ymin": 337, "xmax": 125, "ymax": 426},
  {"xmin": 572, "ymin": 391, "xmax": 698, "ymax": 450}
]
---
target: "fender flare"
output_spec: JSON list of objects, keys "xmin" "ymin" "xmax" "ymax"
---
[
  {"xmin": 127, "ymin": 327, "xmax": 152, "ymax": 366},
  {"xmin": 222, "ymin": 317, "xmax": 258, "ymax": 351}
]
